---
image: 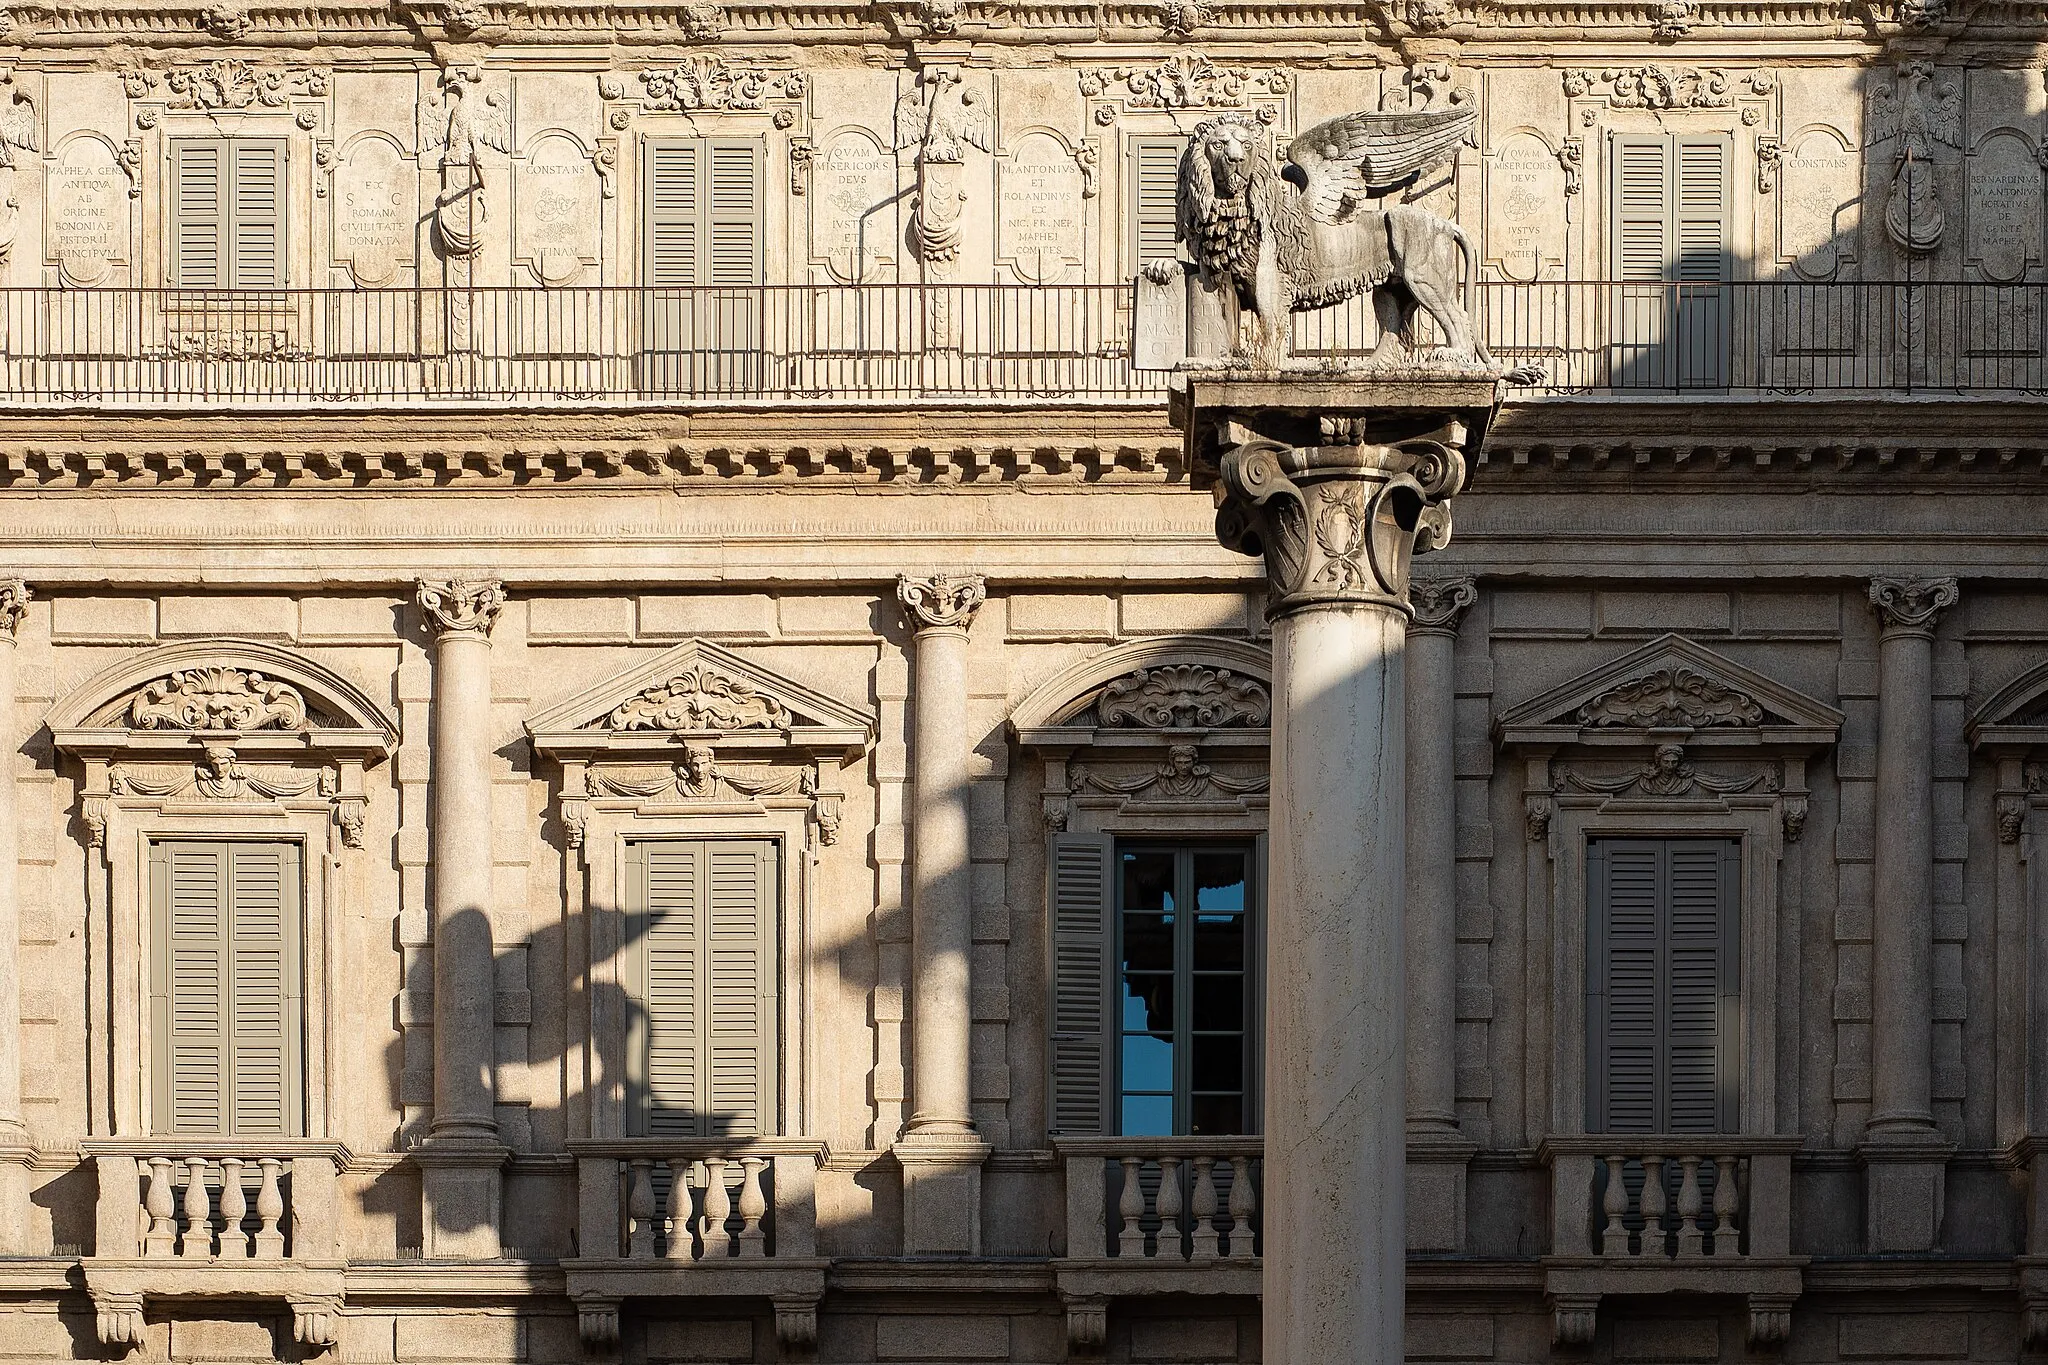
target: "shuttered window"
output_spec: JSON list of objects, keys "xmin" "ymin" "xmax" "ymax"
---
[
  {"xmin": 170, "ymin": 139, "xmax": 288, "ymax": 288},
  {"xmin": 148, "ymin": 841, "xmax": 304, "ymax": 1135},
  {"xmin": 1126, "ymin": 136, "xmax": 1187, "ymax": 280},
  {"xmin": 1048, "ymin": 834, "xmax": 1261, "ymax": 1136},
  {"xmin": 1608, "ymin": 133, "xmax": 1731, "ymax": 388},
  {"xmin": 625, "ymin": 839, "xmax": 778, "ymax": 1137},
  {"xmin": 1587, "ymin": 839, "xmax": 1739, "ymax": 1133},
  {"xmin": 643, "ymin": 139, "xmax": 764, "ymax": 288}
]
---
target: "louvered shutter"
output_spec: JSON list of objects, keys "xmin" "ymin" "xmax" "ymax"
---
[
  {"xmin": 705, "ymin": 841, "xmax": 773, "ymax": 1136},
  {"xmin": 1048, "ymin": 833, "xmax": 1114, "ymax": 1136},
  {"xmin": 151, "ymin": 841, "xmax": 302, "ymax": 1135},
  {"xmin": 630, "ymin": 839, "xmax": 776, "ymax": 1137},
  {"xmin": 1588, "ymin": 839, "xmax": 1738, "ymax": 1133},
  {"xmin": 1127, "ymin": 136, "xmax": 1187, "ymax": 279},
  {"xmin": 705, "ymin": 142, "xmax": 763, "ymax": 286},
  {"xmin": 1610, "ymin": 137, "xmax": 1671, "ymax": 283},
  {"xmin": 172, "ymin": 142, "xmax": 229, "ymax": 288},
  {"xmin": 1671, "ymin": 135, "xmax": 1731, "ymax": 387},
  {"xmin": 645, "ymin": 142, "xmax": 703, "ymax": 288},
  {"xmin": 228, "ymin": 141, "xmax": 286, "ymax": 289}
]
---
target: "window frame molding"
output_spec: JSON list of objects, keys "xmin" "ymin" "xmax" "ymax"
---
[
  {"xmin": 1494, "ymin": 634, "xmax": 1843, "ymax": 1141},
  {"xmin": 48, "ymin": 639, "xmax": 396, "ymax": 1140}
]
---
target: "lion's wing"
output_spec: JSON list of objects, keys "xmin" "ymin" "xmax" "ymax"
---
[{"xmin": 1286, "ymin": 104, "xmax": 1476, "ymax": 223}]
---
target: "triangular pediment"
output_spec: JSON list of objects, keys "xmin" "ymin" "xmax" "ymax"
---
[
  {"xmin": 1494, "ymin": 634, "xmax": 1844, "ymax": 745},
  {"xmin": 525, "ymin": 639, "xmax": 875, "ymax": 757}
]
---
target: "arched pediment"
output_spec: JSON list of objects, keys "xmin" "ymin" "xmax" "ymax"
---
[
  {"xmin": 1010, "ymin": 635, "xmax": 1273, "ymax": 739},
  {"xmin": 1968, "ymin": 658, "xmax": 2048, "ymax": 749},
  {"xmin": 48, "ymin": 639, "xmax": 396, "ymax": 757}
]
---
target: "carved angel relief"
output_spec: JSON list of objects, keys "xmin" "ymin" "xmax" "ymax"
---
[
  {"xmin": 607, "ymin": 666, "xmax": 791, "ymax": 731},
  {"xmin": 1575, "ymin": 667, "xmax": 1765, "ymax": 729}
]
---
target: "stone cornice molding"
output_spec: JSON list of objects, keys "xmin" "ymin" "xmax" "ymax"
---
[
  {"xmin": 416, "ymin": 577, "xmax": 506, "ymax": 639},
  {"xmin": 1869, "ymin": 575, "xmax": 1958, "ymax": 635},
  {"xmin": 0, "ymin": 579, "xmax": 28, "ymax": 640},
  {"xmin": 896, "ymin": 572, "xmax": 985, "ymax": 633},
  {"xmin": 1408, "ymin": 576, "xmax": 1476, "ymax": 635}
]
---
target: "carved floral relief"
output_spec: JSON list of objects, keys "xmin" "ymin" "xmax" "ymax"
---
[
  {"xmin": 1575, "ymin": 667, "xmax": 1765, "ymax": 728},
  {"xmin": 1095, "ymin": 665, "xmax": 1271, "ymax": 728},
  {"xmin": 126, "ymin": 668, "xmax": 311, "ymax": 731},
  {"xmin": 607, "ymin": 666, "xmax": 792, "ymax": 731}
]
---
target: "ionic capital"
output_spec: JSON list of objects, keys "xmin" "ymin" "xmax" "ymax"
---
[
  {"xmin": 416, "ymin": 578, "xmax": 507, "ymax": 640},
  {"xmin": 1868, "ymin": 575, "xmax": 1958, "ymax": 636},
  {"xmin": 1214, "ymin": 418, "xmax": 1467, "ymax": 620},
  {"xmin": 0, "ymin": 580, "xmax": 29, "ymax": 641},
  {"xmin": 897, "ymin": 572, "xmax": 986, "ymax": 633},
  {"xmin": 1409, "ymin": 576, "xmax": 1477, "ymax": 635}
]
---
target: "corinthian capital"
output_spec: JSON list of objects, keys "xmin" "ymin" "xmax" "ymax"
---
[
  {"xmin": 897, "ymin": 573, "xmax": 986, "ymax": 632},
  {"xmin": 1409, "ymin": 576, "xmax": 1477, "ymax": 634},
  {"xmin": 1868, "ymin": 576, "xmax": 1958, "ymax": 635},
  {"xmin": 1213, "ymin": 421, "xmax": 1468, "ymax": 620},
  {"xmin": 416, "ymin": 578, "xmax": 507, "ymax": 640},
  {"xmin": 0, "ymin": 579, "xmax": 30, "ymax": 640}
]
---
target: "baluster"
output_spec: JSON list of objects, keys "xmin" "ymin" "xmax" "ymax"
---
[
  {"xmin": 143, "ymin": 1158, "xmax": 177, "ymax": 1257},
  {"xmin": 735, "ymin": 1157, "xmax": 768, "ymax": 1259},
  {"xmin": 1712, "ymin": 1155, "xmax": 1741, "ymax": 1257},
  {"xmin": 1638, "ymin": 1156, "xmax": 1667, "ymax": 1258},
  {"xmin": 699, "ymin": 1158, "xmax": 732, "ymax": 1258},
  {"xmin": 253, "ymin": 1157, "xmax": 285, "ymax": 1259},
  {"xmin": 179, "ymin": 1157, "xmax": 213, "ymax": 1258},
  {"xmin": 1600, "ymin": 1156, "xmax": 1630, "ymax": 1256},
  {"xmin": 1225, "ymin": 1155, "xmax": 1256, "ymax": 1260},
  {"xmin": 1675, "ymin": 1155, "xmax": 1704, "ymax": 1257},
  {"xmin": 626, "ymin": 1158, "xmax": 657, "ymax": 1259},
  {"xmin": 1188, "ymin": 1158, "xmax": 1220, "ymax": 1261},
  {"xmin": 217, "ymin": 1158, "xmax": 250, "ymax": 1259},
  {"xmin": 1116, "ymin": 1157, "xmax": 1146, "ymax": 1257},
  {"xmin": 664, "ymin": 1159, "xmax": 694, "ymax": 1261},
  {"xmin": 1154, "ymin": 1157, "xmax": 1184, "ymax": 1261}
]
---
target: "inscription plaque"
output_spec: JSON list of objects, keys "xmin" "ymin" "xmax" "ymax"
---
[
  {"xmin": 1779, "ymin": 130, "xmax": 1858, "ymax": 278},
  {"xmin": 517, "ymin": 135, "xmax": 601, "ymax": 284},
  {"xmin": 811, "ymin": 129, "xmax": 895, "ymax": 282},
  {"xmin": 1486, "ymin": 132, "xmax": 1563, "ymax": 282},
  {"xmin": 998, "ymin": 131, "xmax": 1083, "ymax": 284},
  {"xmin": 47, "ymin": 137, "xmax": 128, "ymax": 284},
  {"xmin": 335, "ymin": 137, "xmax": 416, "ymax": 286},
  {"xmin": 1966, "ymin": 131, "xmax": 2043, "ymax": 283}
]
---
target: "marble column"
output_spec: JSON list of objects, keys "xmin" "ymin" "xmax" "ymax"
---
[
  {"xmin": 1862, "ymin": 575, "xmax": 1958, "ymax": 1252},
  {"xmin": 1200, "ymin": 385, "xmax": 1480, "ymax": 1365},
  {"xmin": 0, "ymin": 581, "xmax": 28, "ymax": 1251},
  {"xmin": 416, "ymin": 577, "xmax": 510, "ymax": 1258},
  {"xmin": 893, "ymin": 572, "xmax": 992, "ymax": 1254},
  {"xmin": 1405, "ymin": 576, "xmax": 1477, "ymax": 1252}
]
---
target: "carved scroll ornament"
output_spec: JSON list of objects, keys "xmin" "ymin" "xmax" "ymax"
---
[
  {"xmin": 122, "ymin": 59, "xmax": 331, "ymax": 112},
  {"xmin": 1869, "ymin": 575, "xmax": 1958, "ymax": 633},
  {"xmin": 1096, "ymin": 665, "xmax": 1271, "ymax": 728},
  {"xmin": 1575, "ymin": 667, "xmax": 1764, "ymax": 729},
  {"xmin": 417, "ymin": 578, "xmax": 507, "ymax": 638},
  {"xmin": 897, "ymin": 573, "xmax": 986, "ymax": 632},
  {"xmin": 607, "ymin": 667, "xmax": 791, "ymax": 731},
  {"xmin": 127, "ymin": 668, "xmax": 309, "ymax": 731}
]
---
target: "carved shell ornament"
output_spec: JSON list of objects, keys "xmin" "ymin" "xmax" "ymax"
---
[
  {"xmin": 1096, "ymin": 665, "xmax": 1272, "ymax": 728},
  {"xmin": 1575, "ymin": 667, "xmax": 1764, "ymax": 728},
  {"xmin": 127, "ymin": 668, "xmax": 310, "ymax": 731},
  {"xmin": 607, "ymin": 666, "xmax": 791, "ymax": 731}
]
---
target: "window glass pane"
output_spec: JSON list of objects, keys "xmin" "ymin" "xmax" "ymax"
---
[
  {"xmin": 1189, "ymin": 1092, "xmax": 1243, "ymax": 1137},
  {"xmin": 1121, "ymin": 850, "xmax": 1176, "ymax": 913},
  {"xmin": 1122, "ymin": 911, "xmax": 1174, "ymax": 972},
  {"xmin": 1191, "ymin": 1034, "xmax": 1244, "ymax": 1092},
  {"xmin": 1122, "ymin": 1033, "xmax": 1174, "ymax": 1093},
  {"xmin": 1191, "ymin": 974, "xmax": 1244, "ymax": 1031},
  {"xmin": 1122, "ymin": 1093, "xmax": 1174, "ymax": 1136},
  {"xmin": 1192, "ymin": 911, "xmax": 1244, "ymax": 972},
  {"xmin": 1192, "ymin": 853, "xmax": 1246, "ymax": 911},
  {"xmin": 1121, "ymin": 973, "xmax": 1173, "ymax": 1032}
]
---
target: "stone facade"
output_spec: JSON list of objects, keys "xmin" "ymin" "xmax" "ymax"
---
[{"xmin": 0, "ymin": 1, "xmax": 2044, "ymax": 1363}]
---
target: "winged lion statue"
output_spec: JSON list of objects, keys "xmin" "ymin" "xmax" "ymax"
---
[{"xmin": 1171, "ymin": 100, "xmax": 1491, "ymax": 369}]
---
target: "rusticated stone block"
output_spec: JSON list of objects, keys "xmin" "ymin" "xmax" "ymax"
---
[
  {"xmin": 170, "ymin": 1317, "xmax": 279, "ymax": 1360},
  {"xmin": 1611, "ymin": 1317, "xmax": 1717, "ymax": 1362},
  {"xmin": 1119, "ymin": 591, "xmax": 1255, "ymax": 635},
  {"xmin": 526, "ymin": 594, "xmax": 631, "ymax": 640},
  {"xmin": 639, "ymin": 593, "xmax": 774, "ymax": 638},
  {"xmin": 875, "ymin": 1314, "xmax": 1009, "ymax": 1360},
  {"xmin": 643, "ymin": 1318, "xmax": 754, "ymax": 1361},
  {"xmin": 1405, "ymin": 1313, "xmax": 1494, "ymax": 1360},
  {"xmin": 394, "ymin": 1313, "xmax": 524, "ymax": 1360},
  {"xmin": 50, "ymin": 595, "xmax": 154, "ymax": 643},
  {"xmin": 1839, "ymin": 1313, "xmax": 1968, "ymax": 1359},
  {"xmin": 1130, "ymin": 1316, "xmax": 1238, "ymax": 1361},
  {"xmin": 1006, "ymin": 592, "xmax": 1114, "ymax": 639}
]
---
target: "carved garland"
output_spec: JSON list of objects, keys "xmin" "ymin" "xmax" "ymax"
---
[
  {"xmin": 598, "ymin": 62, "xmax": 807, "ymax": 131},
  {"xmin": 1069, "ymin": 743, "xmax": 1268, "ymax": 802},
  {"xmin": 102, "ymin": 744, "xmax": 366, "ymax": 848},
  {"xmin": 1077, "ymin": 55, "xmax": 1290, "ymax": 126},
  {"xmin": 121, "ymin": 59, "xmax": 331, "ymax": 113},
  {"xmin": 1532, "ymin": 743, "xmax": 1807, "ymax": 842},
  {"xmin": 566, "ymin": 741, "xmax": 838, "ymax": 847}
]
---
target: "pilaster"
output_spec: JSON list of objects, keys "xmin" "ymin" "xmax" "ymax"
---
[
  {"xmin": 416, "ymin": 577, "xmax": 511, "ymax": 1259},
  {"xmin": 1406, "ymin": 575, "xmax": 1477, "ymax": 1252},
  {"xmin": 892, "ymin": 572, "xmax": 992, "ymax": 1254},
  {"xmin": 0, "ymin": 580, "xmax": 29, "ymax": 1252},
  {"xmin": 1861, "ymin": 575, "xmax": 1958, "ymax": 1252}
]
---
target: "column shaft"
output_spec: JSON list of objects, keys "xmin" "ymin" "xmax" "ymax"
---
[
  {"xmin": 908, "ymin": 621, "xmax": 974, "ymax": 1132},
  {"xmin": 1870, "ymin": 622, "xmax": 1935, "ymax": 1132},
  {"xmin": 1267, "ymin": 605, "xmax": 1408, "ymax": 1363},
  {"xmin": 0, "ymin": 583, "xmax": 27, "ymax": 1252},
  {"xmin": 430, "ymin": 625, "xmax": 499, "ymax": 1140},
  {"xmin": 1405, "ymin": 596, "xmax": 1467, "ymax": 1132}
]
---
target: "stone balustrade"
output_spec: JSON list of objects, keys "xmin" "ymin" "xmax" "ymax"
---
[
  {"xmin": 1538, "ymin": 1135, "xmax": 1808, "ymax": 1350},
  {"xmin": 78, "ymin": 1139, "xmax": 351, "ymax": 1350},
  {"xmin": 563, "ymin": 1139, "xmax": 829, "ymax": 1353}
]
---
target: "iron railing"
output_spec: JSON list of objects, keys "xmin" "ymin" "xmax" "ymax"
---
[{"xmin": 0, "ymin": 281, "xmax": 2041, "ymax": 407}]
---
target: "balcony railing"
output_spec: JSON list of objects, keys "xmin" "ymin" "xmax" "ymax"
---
[
  {"xmin": 1053, "ymin": 1136, "xmax": 1263, "ymax": 1262},
  {"xmin": 0, "ymin": 282, "xmax": 2042, "ymax": 409}
]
